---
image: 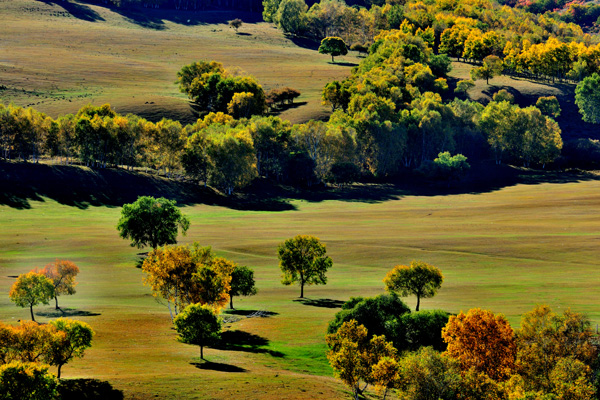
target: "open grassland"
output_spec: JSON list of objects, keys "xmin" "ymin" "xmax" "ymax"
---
[
  {"xmin": 0, "ymin": 0, "xmax": 359, "ymax": 124},
  {"xmin": 1, "ymin": 169, "xmax": 600, "ymax": 399}
]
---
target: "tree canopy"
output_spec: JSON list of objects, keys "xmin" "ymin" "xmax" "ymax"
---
[
  {"xmin": 44, "ymin": 318, "xmax": 94, "ymax": 378},
  {"xmin": 575, "ymin": 73, "xmax": 600, "ymax": 124},
  {"xmin": 383, "ymin": 261, "xmax": 443, "ymax": 311},
  {"xmin": 39, "ymin": 259, "xmax": 79, "ymax": 310},
  {"xmin": 117, "ymin": 196, "xmax": 190, "ymax": 250},
  {"xmin": 0, "ymin": 361, "xmax": 59, "ymax": 400},
  {"xmin": 277, "ymin": 234, "xmax": 333, "ymax": 298},
  {"xmin": 319, "ymin": 37, "xmax": 348, "ymax": 63},
  {"xmin": 9, "ymin": 272, "xmax": 55, "ymax": 322},
  {"xmin": 173, "ymin": 304, "xmax": 221, "ymax": 360},
  {"xmin": 229, "ymin": 265, "xmax": 258, "ymax": 309}
]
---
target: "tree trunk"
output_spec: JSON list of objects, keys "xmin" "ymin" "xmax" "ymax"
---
[
  {"xmin": 331, "ymin": 55, "xmax": 334, "ymax": 63},
  {"xmin": 300, "ymin": 281, "xmax": 304, "ymax": 298},
  {"xmin": 57, "ymin": 364, "xmax": 62, "ymax": 379},
  {"xmin": 55, "ymin": 295, "xmax": 59, "ymax": 310},
  {"xmin": 416, "ymin": 295, "xmax": 420, "ymax": 311},
  {"xmin": 200, "ymin": 345, "xmax": 204, "ymax": 359},
  {"xmin": 30, "ymin": 305, "xmax": 35, "ymax": 322},
  {"xmin": 230, "ymin": 295, "xmax": 234, "ymax": 309}
]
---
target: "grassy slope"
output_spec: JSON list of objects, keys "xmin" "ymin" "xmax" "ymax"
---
[
  {"xmin": 0, "ymin": 0, "xmax": 359, "ymax": 125},
  {"xmin": 1, "ymin": 163, "xmax": 600, "ymax": 399}
]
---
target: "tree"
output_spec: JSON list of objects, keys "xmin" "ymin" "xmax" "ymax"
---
[
  {"xmin": 229, "ymin": 265, "xmax": 258, "ymax": 309},
  {"xmin": 39, "ymin": 260, "xmax": 79, "ymax": 310},
  {"xmin": 9, "ymin": 272, "xmax": 55, "ymax": 322},
  {"xmin": 227, "ymin": 92, "xmax": 262, "ymax": 119},
  {"xmin": 173, "ymin": 304, "xmax": 221, "ymax": 359},
  {"xmin": 276, "ymin": 0, "xmax": 308, "ymax": 35},
  {"xmin": 277, "ymin": 234, "xmax": 333, "ymax": 298},
  {"xmin": 0, "ymin": 361, "xmax": 59, "ymax": 400},
  {"xmin": 117, "ymin": 196, "xmax": 190, "ymax": 250},
  {"xmin": 262, "ymin": 0, "xmax": 282, "ymax": 22},
  {"xmin": 515, "ymin": 305, "xmax": 598, "ymax": 394},
  {"xmin": 229, "ymin": 18, "xmax": 242, "ymax": 32},
  {"xmin": 454, "ymin": 79, "xmax": 475, "ymax": 96},
  {"xmin": 326, "ymin": 320, "xmax": 397, "ymax": 400},
  {"xmin": 442, "ymin": 308, "xmax": 516, "ymax": 381},
  {"xmin": 492, "ymin": 89, "xmax": 514, "ymax": 103},
  {"xmin": 43, "ymin": 318, "xmax": 93, "ymax": 378},
  {"xmin": 470, "ymin": 55, "xmax": 503, "ymax": 84},
  {"xmin": 536, "ymin": 96, "xmax": 561, "ymax": 118},
  {"xmin": 328, "ymin": 293, "xmax": 411, "ymax": 343},
  {"xmin": 383, "ymin": 261, "xmax": 443, "ymax": 311},
  {"xmin": 396, "ymin": 347, "xmax": 461, "ymax": 400},
  {"xmin": 319, "ymin": 37, "xmax": 348, "ymax": 63},
  {"xmin": 575, "ymin": 73, "xmax": 600, "ymax": 123}
]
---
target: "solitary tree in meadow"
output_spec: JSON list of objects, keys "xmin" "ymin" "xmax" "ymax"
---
[
  {"xmin": 319, "ymin": 37, "xmax": 348, "ymax": 63},
  {"xmin": 278, "ymin": 234, "xmax": 332, "ymax": 298},
  {"xmin": 39, "ymin": 259, "xmax": 79, "ymax": 309},
  {"xmin": 470, "ymin": 55, "xmax": 503, "ymax": 84},
  {"xmin": 229, "ymin": 265, "xmax": 258, "ymax": 309},
  {"xmin": 117, "ymin": 196, "xmax": 190, "ymax": 250},
  {"xmin": 229, "ymin": 18, "xmax": 243, "ymax": 32},
  {"xmin": 174, "ymin": 304, "xmax": 221, "ymax": 359},
  {"xmin": 9, "ymin": 272, "xmax": 55, "ymax": 322},
  {"xmin": 383, "ymin": 261, "xmax": 443, "ymax": 311}
]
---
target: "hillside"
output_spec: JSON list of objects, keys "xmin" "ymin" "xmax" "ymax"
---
[{"xmin": 0, "ymin": 0, "xmax": 358, "ymax": 124}]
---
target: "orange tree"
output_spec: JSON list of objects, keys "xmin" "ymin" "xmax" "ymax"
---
[
  {"xmin": 442, "ymin": 308, "xmax": 516, "ymax": 382},
  {"xmin": 39, "ymin": 260, "xmax": 79, "ymax": 310}
]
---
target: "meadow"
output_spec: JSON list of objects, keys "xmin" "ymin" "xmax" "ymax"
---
[
  {"xmin": 1, "ymin": 165, "xmax": 599, "ymax": 399},
  {"xmin": 2, "ymin": 1, "xmax": 600, "ymax": 398}
]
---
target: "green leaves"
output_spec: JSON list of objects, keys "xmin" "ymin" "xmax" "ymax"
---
[
  {"xmin": 383, "ymin": 261, "xmax": 443, "ymax": 311},
  {"xmin": 9, "ymin": 272, "xmax": 55, "ymax": 321},
  {"xmin": 575, "ymin": 73, "xmax": 600, "ymax": 124},
  {"xmin": 117, "ymin": 196, "xmax": 190, "ymax": 249},
  {"xmin": 277, "ymin": 234, "xmax": 333, "ymax": 297},
  {"xmin": 173, "ymin": 304, "xmax": 221, "ymax": 359}
]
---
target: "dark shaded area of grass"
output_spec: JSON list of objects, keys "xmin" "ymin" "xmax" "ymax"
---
[
  {"xmin": 224, "ymin": 309, "xmax": 279, "ymax": 316},
  {"xmin": 1, "ymin": 160, "xmax": 598, "ymax": 211},
  {"xmin": 191, "ymin": 361, "xmax": 247, "ymax": 373},
  {"xmin": 37, "ymin": 0, "xmax": 105, "ymax": 22},
  {"xmin": 214, "ymin": 330, "xmax": 285, "ymax": 358},
  {"xmin": 58, "ymin": 378, "xmax": 124, "ymax": 400},
  {"xmin": 293, "ymin": 298, "xmax": 345, "ymax": 308},
  {"xmin": 36, "ymin": 308, "xmax": 102, "ymax": 317}
]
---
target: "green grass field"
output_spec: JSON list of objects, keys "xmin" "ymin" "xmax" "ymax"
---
[{"xmin": 1, "ymin": 166, "xmax": 599, "ymax": 399}]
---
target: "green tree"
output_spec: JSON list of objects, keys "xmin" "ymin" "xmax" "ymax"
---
[
  {"xmin": 43, "ymin": 318, "xmax": 94, "ymax": 378},
  {"xmin": 277, "ymin": 234, "xmax": 333, "ymax": 298},
  {"xmin": 117, "ymin": 196, "xmax": 190, "ymax": 250},
  {"xmin": 276, "ymin": 0, "xmax": 308, "ymax": 35},
  {"xmin": 536, "ymin": 96, "xmax": 561, "ymax": 118},
  {"xmin": 173, "ymin": 304, "xmax": 221, "ymax": 359},
  {"xmin": 575, "ymin": 73, "xmax": 600, "ymax": 123},
  {"xmin": 454, "ymin": 79, "xmax": 475, "ymax": 96},
  {"xmin": 327, "ymin": 293, "xmax": 411, "ymax": 342},
  {"xmin": 419, "ymin": 152, "xmax": 470, "ymax": 182},
  {"xmin": 470, "ymin": 55, "xmax": 503, "ymax": 85},
  {"xmin": 493, "ymin": 89, "xmax": 514, "ymax": 103},
  {"xmin": 262, "ymin": 0, "xmax": 282, "ymax": 22},
  {"xmin": 383, "ymin": 261, "xmax": 443, "ymax": 311},
  {"xmin": 9, "ymin": 272, "xmax": 55, "ymax": 322},
  {"xmin": 0, "ymin": 361, "xmax": 59, "ymax": 400},
  {"xmin": 319, "ymin": 37, "xmax": 348, "ymax": 63},
  {"xmin": 322, "ymin": 81, "xmax": 351, "ymax": 111},
  {"xmin": 39, "ymin": 260, "xmax": 79, "ymax": 310},
  {"xmin": 229, "ymin": 265, "xmax": 258, "ymax": 309}
]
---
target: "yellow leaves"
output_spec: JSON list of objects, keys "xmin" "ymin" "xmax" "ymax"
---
[{"xmin": 442, "ymin": 308, "xmax": 516, "ymax": 381}]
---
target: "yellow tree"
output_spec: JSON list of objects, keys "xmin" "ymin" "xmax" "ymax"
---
[
  {"xmin": 326, "ymin": 320, "xmax": 397, "ymax": 400},
  {"xmin": 442, "ymin": 308, "xmax": 516, "ymax": 381},
  {"xmin": 9, "ymin": 272, "xmax": 55, "ymax": 322},
  {"xmin": 383, "ymin": 261, "xmax": 443, "ymax": 311}
]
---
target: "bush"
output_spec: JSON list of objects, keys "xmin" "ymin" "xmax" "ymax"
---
[{"xmin": 0, "ymin": 362, "xmax": 59, "ymax": 400}]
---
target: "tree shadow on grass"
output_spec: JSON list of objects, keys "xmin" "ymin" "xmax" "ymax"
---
[
  {"xmin": 36, "ymin": 0, "xmax": 105, "ymax": 22},
  {"xmin": 293, "ymin": 298, "xmax": 345, "ymax": 308},
  {"xmin": 328, "ymin": 61, "xmax": 359, "ymax": 67},
  {"xmin": 36, "ymin": 308, "xmax": 101, "ymax": 318},
  {"xmin": 224, "ymin": 309, "xmax": 279, "ymax": 317},
  {"xmin": 58, "ymin": 378, "xmax": 123, "ymax": 400},
  {"xmin": 191, "ymin": 361, "xmax": 247, "ymax": 373},
  {"xmin": 213, "ymin": 330, "xmax": 284, "ymax": 358}
]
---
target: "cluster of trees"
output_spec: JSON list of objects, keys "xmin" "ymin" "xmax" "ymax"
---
[
  {"xmin": 9, "ymin": 260, "xmax": 80, "ymax": 321},
  {"xmin": 328, "ymin": 302, "xmax": 600, "ymax": 399},
  {"xmin": 2, "ymin": 261, "xmax": 92, "ymax": 399},
  {"xmin": 176, "ymin": 61, "xmax": 267, "ymax": 119}
]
